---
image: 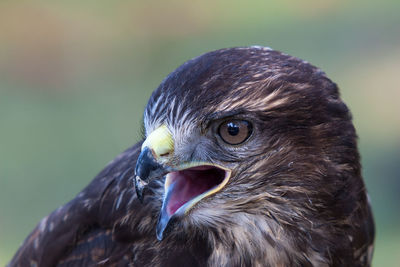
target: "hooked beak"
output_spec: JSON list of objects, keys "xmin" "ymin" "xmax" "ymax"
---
[
  {"xmin": 134, "ymin": 125, "xmax": 231, "ymax": 240},
  {"xmin": 134, "ymin": 125, "xmax": 174, "ymax": 202}
]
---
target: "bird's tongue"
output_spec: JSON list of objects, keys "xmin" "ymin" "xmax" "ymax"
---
[
  {"xmin": 165, "ymin": 166, "xmax": 225, "ymax": 216},
  {"xmin": 156, "ymin": 165, "xmax": 226, "ymax": 240}
]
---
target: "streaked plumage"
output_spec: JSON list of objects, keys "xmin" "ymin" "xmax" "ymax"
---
[{"xmin": 9, "ymin": 47, "xmax": 374, "ymax": 266}]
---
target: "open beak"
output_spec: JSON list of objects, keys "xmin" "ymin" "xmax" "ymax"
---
[{"xmin": 134, "ymin": 125, "xmax": 231, "ymax": 240}]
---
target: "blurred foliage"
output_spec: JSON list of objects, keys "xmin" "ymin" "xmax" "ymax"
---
[{"xmin": 1, "ymin": 0, "xmax": 399, "ymax": 265}]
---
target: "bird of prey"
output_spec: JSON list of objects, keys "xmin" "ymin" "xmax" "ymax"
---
[{"xmin": 9, "ymin": 47, "xmax": 374, "ymax": 267}]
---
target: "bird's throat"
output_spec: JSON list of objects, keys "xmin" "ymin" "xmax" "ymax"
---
[{"xmin": 156, "ymin": 165, "xmax": 230, "ymax": 240}]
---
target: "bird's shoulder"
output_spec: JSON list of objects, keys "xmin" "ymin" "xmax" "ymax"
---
[{"xmin": 8, "ymin": 142, "xmax": 151, "ymax": 267}]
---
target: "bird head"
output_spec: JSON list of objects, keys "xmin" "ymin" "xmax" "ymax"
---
[{"xmin": 134, "ymin": 47, "xmax": 362, "ymax": 243}]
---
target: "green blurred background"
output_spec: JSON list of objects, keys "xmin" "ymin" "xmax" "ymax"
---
[{"xmin": 1, "ymin": 0, "xmax": 399, "ymax": 265}]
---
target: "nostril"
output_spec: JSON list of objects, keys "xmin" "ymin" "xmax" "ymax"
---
[{"xmin": 160, "ymin": 152, "xmax": 170, "ymax": 157}]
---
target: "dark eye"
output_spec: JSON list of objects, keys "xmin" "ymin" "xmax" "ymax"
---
[{"xmin": 218, "ymin": 120, "xmax": 253, "ymax": 145}]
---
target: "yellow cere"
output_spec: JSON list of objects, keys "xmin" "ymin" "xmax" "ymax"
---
[{"xmin": 142, "ymin": 125, "xmax": 174, "ymax": 159}]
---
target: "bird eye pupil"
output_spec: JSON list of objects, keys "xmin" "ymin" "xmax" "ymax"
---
[
  {"xmin": 218, "ymin": 120, "xmax": 252, "ymax": 145},
  {"xmin": 227, "ymin": 123, "xmax": 239, "ymax": 136}
]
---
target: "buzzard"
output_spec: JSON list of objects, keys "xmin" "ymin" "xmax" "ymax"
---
[{"xmin": 9, "ymin": 47, "xmax": 374, "ymax": 266}]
